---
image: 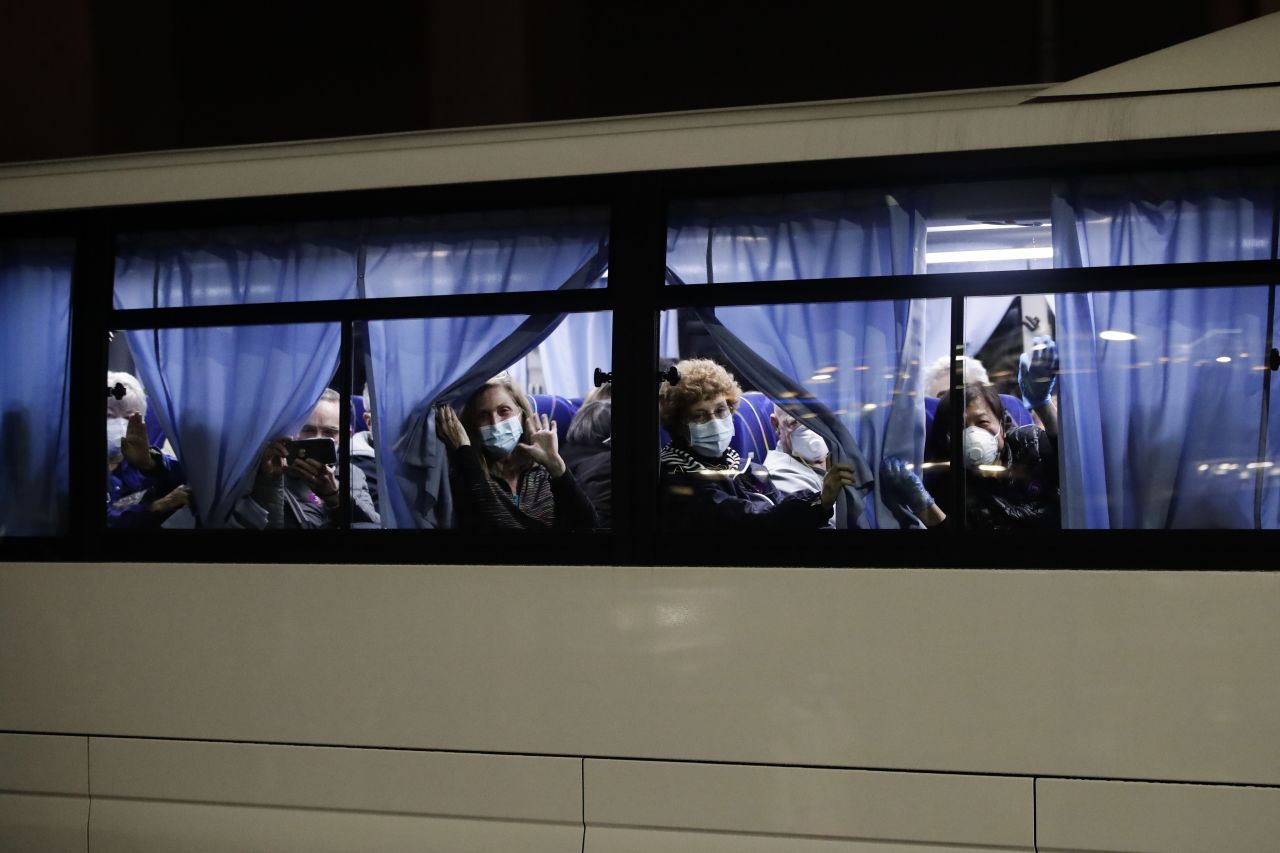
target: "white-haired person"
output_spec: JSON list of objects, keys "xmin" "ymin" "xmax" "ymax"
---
[
  {"xmin": 658, "ymin": 358, "xmax": 854, "ymax": 531},
  {"xmin": 232, "ymin": 388, "xmax": 379, "ymax": 529},
  {"xmin": 436, "ymin": 373, "xmax": 597, "ymax": 531},
  {"xmin": 106, "ymin": 371, "xmax": 190, "ymax": 527},
  {"xmin": 924, "ymin": 354, "xmax": 989, "ymax": 397},
  {"xmin": 764, "ymin": 405, "xmax": 836, "ymax": 527}
]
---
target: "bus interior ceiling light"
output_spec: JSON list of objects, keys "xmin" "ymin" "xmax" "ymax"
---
[
  {"xmin": 1100, "ymin": 330, "xmax": 1138, "ymax": 341},
  {"xmin": 924, "ymin": 248, "xmax": 1054, "ymax": 263},
  {"xmin": 924, "ymin": 222, "xmax": 1049, "ymax": 233}
]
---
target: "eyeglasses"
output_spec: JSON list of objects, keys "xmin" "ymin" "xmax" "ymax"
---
[{"xmin": 687, "ymin": 404, "xmax": 732, "ymax": 425}]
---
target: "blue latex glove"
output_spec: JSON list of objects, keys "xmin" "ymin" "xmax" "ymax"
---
[
  {"xmin": 878, "ymin": 455, "xmax": 934, "ymax": 515},
  {"xmin": 1018, "ymin": 335, "xmax": 1059, "ymax": 409}
]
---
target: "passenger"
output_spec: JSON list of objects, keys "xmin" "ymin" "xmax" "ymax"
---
[
  {"xmin": 764, "ymin": 406, "xmax": 835, "ymax": 527},
  {"xmin": 924, "ymin": 354, "xmax": 989, "ymax": 397},
  {"xmin": 106, "ymin": 371, "xmax": 189, "ymax": 528},
  {"xmin": 659, "ymin": 358, "xmax": 854, "ymax": 530},
  {"xmin": 905, "ymin": 337, "xmax": 1060, "ymax": 529},
  {"xmin": 561, "ymin": 399, "xmax": 611, "ymax": 528},
  {"xmin": 231, "ymin": 388, "xmax": 379, "ymax": 529},
  {"xmin": 436, "ymin": 373, "xmax": 597, "ymax": 531},
  {"xmin": 352, "ymin": 383, "xmax": 379, "ymax": 513}
]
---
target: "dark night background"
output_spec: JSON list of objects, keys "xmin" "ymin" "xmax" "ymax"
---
[{"xmin": 2, "ymin": 1, "xmax": 1278, "ymax": 164}]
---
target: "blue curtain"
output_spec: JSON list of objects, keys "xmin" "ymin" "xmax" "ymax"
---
[
  {"xmin": 1053, "ymin": 173, "xmax": 1278, "ymax": 528},
  {"xmin": 361, "ymin": 225, "xmax": 608, "ymax": 529},
  {"xmin": 116, "ymin": 233, "xmax": 355, "ymax": 526},
  {"xmin": 667, "ymin": 192, "xmax": 929, "ymax": 528},
  {"xmin": 115, "ymin": 224, "xmax": 359, "ymax": 308},
  {"xmin": 531, "ymin": 311, "xmax": 612, "ymax": 399},
  {"xmin": 0, "ymin": 240, "xmax": 73, "ymax": 536},
  {"xmin": 361, "ymin": 211, "xmax": 608, "ymax": 298}
]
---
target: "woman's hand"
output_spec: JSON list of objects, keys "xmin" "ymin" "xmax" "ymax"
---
[
  {"xmin": 514, "ymin": 413, "xmax": 565, "ymax": 477},
  {"xmin": 820, "ymin": 461, "xmax": 856, "ymax": 509},
  {"xmin": 437, "ymin": 405, "xmax": 470, "ymax": 449},
  {"xmin": 122, "ymin": 413, "xmax": 156, "ymax": 472}
]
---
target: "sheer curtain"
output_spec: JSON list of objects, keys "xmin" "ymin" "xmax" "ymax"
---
[
  {"xmin": 667, "ymin": 192, "xmax": 929, "ymax": 528},
  {"xmin": 115, "ymin": 228, "xmax": 356, "ymax": 526},
  {"xmin": 361, "ymin": 220, "xmax": 608, "ymax": 529},
  {"xmin": 0, "ymin": 240, "xmax": 73, "ymax": 536},
  {"xmin": 1053, "ymin": 173, "xmax": 1278, "ymax": 528}
]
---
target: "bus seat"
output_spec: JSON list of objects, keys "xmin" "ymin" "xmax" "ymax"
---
[
  {"xmin": 731, "ymin": 392, "xmax": 777, "ymax": 463},
  {"xmin": 530, "ymin": 394, "xmax": 580, "ymax": 439}
]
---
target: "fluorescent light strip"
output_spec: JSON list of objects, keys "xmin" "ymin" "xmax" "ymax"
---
[
  {"xmin": 926, "ymin": 248, "xmax": 1054, "ymax": 264},
  {"xmin": 926, "ymin": 223, "xmax": 1049, "ymax": 233}
]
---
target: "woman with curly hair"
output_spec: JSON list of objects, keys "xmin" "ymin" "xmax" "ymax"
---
[{"xmin": 658, "ymin": 358, "xmax": 854, "ymax": 530}]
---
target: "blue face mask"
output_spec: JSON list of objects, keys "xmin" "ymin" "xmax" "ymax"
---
[
  {"xmin": 479, "ymin": 415, "xmax": 523, "ymax": 458},
  {"xmin": 687, "ymin": 414, "xmax": 735, "ymax": 458}
]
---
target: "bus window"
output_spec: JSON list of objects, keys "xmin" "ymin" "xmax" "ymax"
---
[
  {"xmin": 110, "ymin": 323, "xmax": 347, "ymax": 530},
  {"xmin": 667, "ymin": 190, "xmax": 924, "ymax": 285},
  {"xmin": 361, "ymin": 311, "xmax": 611, "ymax": 531},
  {"xmin": 114, "ymin": 207, "xmax": 609, "ymax": 310},
  {"xmin": 1, "ymin": 239, "xmax": 73, "ymax": 537},
  {"xmin": 657, "ymin": 300, "xmax": 950, "ymax": 533}
]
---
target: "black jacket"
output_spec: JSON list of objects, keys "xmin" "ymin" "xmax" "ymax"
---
[
  {"xmin": 927, "ymin": 424, "xmax": 1060, "ymax": 530},
  {"xmin": 659, "ymin": 443, "xmax": 830, "ymax": 531}
]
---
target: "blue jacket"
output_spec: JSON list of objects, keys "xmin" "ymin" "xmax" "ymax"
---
[{"xmin": 106, "ymin": 451, "xmax": 186, "ymax": 529}]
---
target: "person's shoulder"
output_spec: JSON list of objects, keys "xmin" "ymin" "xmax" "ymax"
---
[{"xmin": 763, "ymin": 448, "xmax": 791, "ymax": 468}]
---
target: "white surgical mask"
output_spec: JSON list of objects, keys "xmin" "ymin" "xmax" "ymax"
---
[
  {"xmin": 479, "ymin": 415, "xmax": 522, "ymax": 458},
  {"xmin": 687, "ymin": 414, "xmax": 735, "ymax": 458},
  {"xmin": 962, "ymin": 425, "xmax": 999, "ymax": 468},
  {"xmin": 106, "ymin": 417, "xmax": 128, "ymax": 461},
  {"xmin": 789, "ymin": 426, "xmax": 828, "ymax": 464}
]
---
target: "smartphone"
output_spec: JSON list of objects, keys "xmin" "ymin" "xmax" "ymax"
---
[{"xmin": 285, "ymin": 437, "xmax": 337, "ymax": 466}]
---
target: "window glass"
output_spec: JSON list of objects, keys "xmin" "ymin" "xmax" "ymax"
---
[
  {"xmin": 115, "ymin": 207, "xmax": 609, "ymax": 309},
  {"xmin": 667, "ymin": 191, "xmax": 926, "ymax": 284},
  {"xmin": 657, "ymin": 299, "xmax": 950, "ymax": 532},
  {"xmin": 1, "ymin": 239, "xmax": 73, "ymax": 537},
  {"xmin": 1053, "ymin": 171, "xmax": 1275, "ymax": 268},
  {"xmin": 361, "ymin": 208, "xmax": 608, "ymax": 299},
  {"xmin": 361, "ymin": 311, "xmax": 611, "ymax": 531},
  {"xmin": 924, "ymin": 180, "xmax": 1053, "ymax": 274},
  {"xmin": 114, "ymin": 223, "xmax": 360, "ymax": 309},
  {"xmin": 931, "ymin": 286, "xmax": 1280, "ymax": 530},
  {"xmin": 109, "ymin": 323, "xmax": 342, "ymax": 529}
]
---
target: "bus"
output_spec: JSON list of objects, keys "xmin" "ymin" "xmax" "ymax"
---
[{"xmin": 3, "ymin": 14, "xmax": 1280, "ymax": 852}]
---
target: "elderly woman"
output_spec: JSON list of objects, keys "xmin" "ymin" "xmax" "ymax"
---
[
  {"xmin": 437, "ymin": 374, "xmax": 597, "ymax": 531},
  {"xmin": 659, "ymin": 358, "xmax": 854, "ymax": 530}
]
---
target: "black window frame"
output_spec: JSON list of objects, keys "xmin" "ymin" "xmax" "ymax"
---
[{"xmin": 2, "ymin": 131, "xmax": 1279, "ymax": 568}]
